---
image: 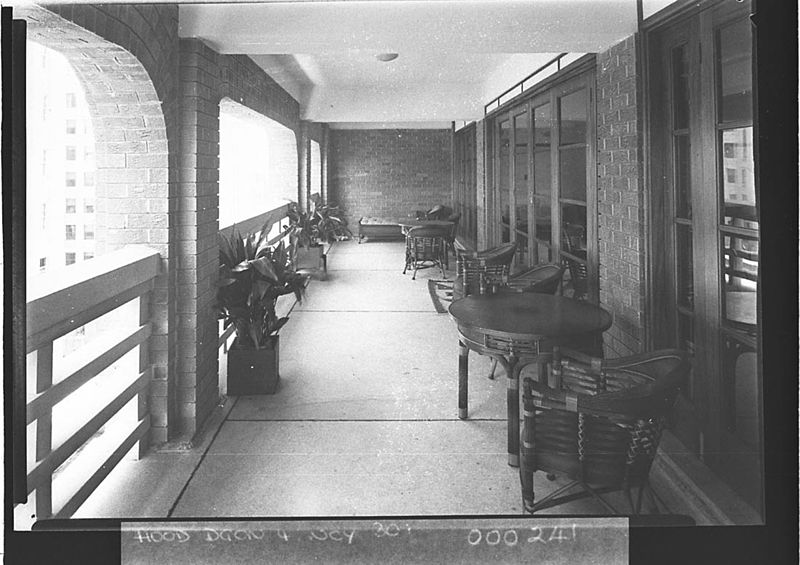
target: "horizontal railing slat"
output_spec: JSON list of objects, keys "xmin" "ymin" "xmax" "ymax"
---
[
  {"xmin": 27, "ymin": 324, "xmax": 152, "ymax": 425},
  {"xmin": 27, "ymin": 247, "xmax": 160, "ymax": 347},
  {"xmin": 54, "ymin": 417, "xmax": 150, "ymax": 519},
  {"xmin": 27, "ymin": 279, "xmax": 156, "ymax": 355},
  {"xmin": 27, "ymin": 368, "xmax": 151, "ymax": 495},
  {"xmin": 219, "ymin": 204, "xmax": 291, "ymax": 241}
]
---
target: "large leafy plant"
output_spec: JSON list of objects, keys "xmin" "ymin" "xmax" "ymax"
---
[
  {"xmin": 216, "ymin": 220, "xmax": 307, "ymax": 350},
  {"xmin": 287, "ymin": 200, "xmax": 352, "ymax": 248}
]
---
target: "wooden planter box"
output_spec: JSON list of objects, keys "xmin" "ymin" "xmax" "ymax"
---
[
  {"xmin": 296, "ymin": 244, "xmax": 327, "ymax": 280},
  {"xmin": 227, "ymin": 335, "xmax": 280, "ymax": 395}
]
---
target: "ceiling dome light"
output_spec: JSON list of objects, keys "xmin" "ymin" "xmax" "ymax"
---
[{"xmin": 376, "ymin": 53, "xmax": 399, "ymax": 62}]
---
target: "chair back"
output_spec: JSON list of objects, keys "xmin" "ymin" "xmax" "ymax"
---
[
  {"xmin": 444, "ymin": 212, "xmax": 461, "ymax": 241},
  {"xmin": 457, "ymin": 242, "xmax": 517, "ymax": 296},
  {"xmin": 505, "ymin": 263, "xmax": 565, "ymax": 294},
  {"xmin": 561, "ymin": 227, "xmax": 588, "ymax": 300},
  {"xmin": 522, "ymin": 349, "xmax": 688, "ymax": 488},
  {"xmin": 407, "ymin": 225, "xmax": 448, "ymax": 261}
]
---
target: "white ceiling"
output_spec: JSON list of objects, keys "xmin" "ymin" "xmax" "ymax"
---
[{"xmin": 177, "ymin": 1, "xmax": 649, "ymax": 127}]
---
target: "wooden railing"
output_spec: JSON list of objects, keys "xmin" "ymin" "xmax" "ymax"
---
[
  {"xmin": 218, "ymin": 204, "xmax": 297, "ymax": 350},
  {"xmin": 25, "ymin": 246, "xmax": 161, "ymax": 519}
]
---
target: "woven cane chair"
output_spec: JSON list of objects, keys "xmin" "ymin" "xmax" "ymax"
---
[
  {"xmin": 453, "ymin": 242, "xmax": 517, "ymax": 299},
  {"xmin": 519, "ymin": 348, "xmax": 688, "ymax": 515},
  {"xmin": 403, "ymin": 225, "xmax": 448, "ymax": 280},
  {"xmin": 503, "ymin": 263, "xmax": 565, "ymax": 295},
  {"xmin": 561, "ymin": 227, "xmax": 589, "ymax": 301}
]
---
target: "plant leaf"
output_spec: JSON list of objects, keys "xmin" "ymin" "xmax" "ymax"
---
[{"xmin": 252, "ymin": 257, "xmax": 278, "ymax": 281}]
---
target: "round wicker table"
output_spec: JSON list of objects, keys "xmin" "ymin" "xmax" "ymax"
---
[{"xmin": 449, "ymin": 293, "xmax": 612, "ymax": 467}]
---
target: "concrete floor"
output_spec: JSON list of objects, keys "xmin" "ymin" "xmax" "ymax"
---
[{"xmin": 66, "ymin": 239, "xmax": 658, "ymax": 522}]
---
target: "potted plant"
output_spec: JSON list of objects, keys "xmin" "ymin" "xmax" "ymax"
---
[
  {"xmin": 216, "ymin": 220, "xmax": 307, "ymax": 395},
  {"xmin": 287, "ymin": 200, "xmax": 353, "ymax": 279}
]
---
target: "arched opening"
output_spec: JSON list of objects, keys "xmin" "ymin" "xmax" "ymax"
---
[{"xmin": 18, "ymin": 6, "xmax": 173, "ymax": 524}]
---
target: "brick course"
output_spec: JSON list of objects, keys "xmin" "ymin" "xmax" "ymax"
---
[
  {"xmin": 596, "ymin": 35, "xmax": 646, "ymax": 358},
  {"xmin": 328, "ymin": 129, "xmax": 452, "ymax": 223}
]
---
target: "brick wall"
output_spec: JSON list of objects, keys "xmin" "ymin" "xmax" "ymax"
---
[
  {"xmin": 22, "ymin": 4, "xmax": 181, "ymax": 446},
  {"xmin": 328, "ymin": 129, "xmax": 452, "ymax": 222},
  {"xmin": 178, "ymin": 39, "xmax": 302, "ymax": 438},
  {"xmin": 596, "ymin": 35, "xmax": 646, "ymax": 357}
]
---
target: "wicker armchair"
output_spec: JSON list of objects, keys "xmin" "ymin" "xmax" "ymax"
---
[
  {"xmin": 414, "ymin": 204, "xmax": 447, "ymax": 221},
  {"xmin": 519, "ymin": 348, "xmax": 688, "ymax": 514},
  {"xmin": 403, "ymin": 225, "xmax": 448, "ymax": 280},
  {"xmin": 453, "ymin": 242, "xmax": 517, "ymax": 299}
]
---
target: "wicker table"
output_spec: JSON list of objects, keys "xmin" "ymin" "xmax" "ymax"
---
[{"xmin": 449, "ymin": 293, "xmax": 612, "ymax": 467}]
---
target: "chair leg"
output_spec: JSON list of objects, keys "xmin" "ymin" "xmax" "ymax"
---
[
  {"xmin": 412, "ymin": 262, "xmax": 418, "ymax": 280},
  {"xmin": 488, "ymin": 358, "xmax": 497, "ymax": 380},
  {"xmin": 520, "ymin": 465, "xmax": 535, "ymax": 514}
]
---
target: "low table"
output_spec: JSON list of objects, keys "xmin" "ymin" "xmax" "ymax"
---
[
  {"xmin": 449, "ymin": 293, "xmax": 612, "ymax": 467},
  {"xmin": 358, "ymin": 217, "xmax": 404, "ymax": 243}
]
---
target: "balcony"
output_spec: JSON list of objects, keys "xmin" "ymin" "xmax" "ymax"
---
[{"xmin": 18, "ymin": 214, "xmax": 759, "ymax": 524}]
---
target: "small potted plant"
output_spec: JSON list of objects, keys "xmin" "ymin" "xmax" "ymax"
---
[{"xmin": 216, "ymin": 220, "xmax": 307, "ymax": 395}]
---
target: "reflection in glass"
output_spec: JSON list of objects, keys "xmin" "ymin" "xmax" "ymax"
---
[
  {"xmin": 559, "ymin": 146, "xmax": 586, "ymax": 201},
  {"xmin": 672, "ymin": 44, "xmax": 690, "ymax": 130},
  {"xmin": 722, "ymin": 337, "xmax": 758, "ymax": 445},
  {"xmin": 721, "ymin": 127, "xmax": 756, "ymax": 227},
  {"xmin": 561, "ymin": 203, "xmax": 587, "ymax": 254},
  {"xmin": 722, "ymin": 233, "xmax": 758, "ymax": 326},
  {"xmin": 675, "ymin": 134, "xmax": 692, "ymax": 219},
  {"xmin": 676, "ymin": 224, "xmax": 694, "ymax": 309},
  {"xmin": 559, "ymin": 89, "xmax": 587, "ymax": 145},
  {"xmin": 718, "ymin": 18, "xmax": 753, "ymax": 123},
  {"xmin": 534, "ymin": 151, "xmax": 551, "ymax": 196}
]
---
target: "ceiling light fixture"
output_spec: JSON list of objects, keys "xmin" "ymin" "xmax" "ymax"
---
[{"xmin": 376, "ymin": 53, "xmax": 399, "ymax": 62}]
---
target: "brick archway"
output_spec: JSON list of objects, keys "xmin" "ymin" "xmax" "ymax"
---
[{"xmin": 19, "ymin": 5, "xmax": 176, "ymax": 446}]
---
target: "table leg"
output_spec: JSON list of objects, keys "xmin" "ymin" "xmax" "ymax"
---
[
  {"xmin": 458, "ymin": 340, "xmax": 469, "ymax": 419},
  {"xmin": 506, "ymin": 354, "xmax": 521, "ymax": 467}
]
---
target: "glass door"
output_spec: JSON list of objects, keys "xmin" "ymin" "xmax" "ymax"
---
[
  {"xmin": 512, "ymin": 109, "xmax": 530, "ymax": 268},
  {"xmin": 649, "ymin": 0, "xmax": 761, "ymax": 515},
  {"xmin": 531, "ymin": 100, "xmax": 553, "ymax": 263},
  {"xmin": 497, "ymin": 118, "xmax": 511, "ymax": 244}
]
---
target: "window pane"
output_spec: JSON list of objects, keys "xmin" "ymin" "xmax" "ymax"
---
[
  {"xmin": 675, "ymin": 134, "xmax": 692, "ymax": 219},
  {"xmin": 677, "ymin": 312, "xmax": 695, "ymax": 398},
  {"xmin": 533, "ymin": 150, "xmax": 551, "ymax": 196},
  {"xmin": 515, "ymin": 231, "xmax": 529, "ymax": 267},
  {"xmin": 722, "ymin": 127, "xmax": 756, "ymax": 228},
  {"xmin": 718, "ymin": 18, "xmax": 753, "ymax": 123},
  {"xmin": 561, "ymin": 203, "xmax": 587, "ymax": 255},
  {"xmin": 722, "ymin": 337, "xmax": 758, "ymax": 444},
  {"xmin": 559, "ymin": 146, "xmax": 586, "ymax": 201},
  {"xmin": 672, "ymin": 44, "xmax": 690, "ymax": 130},
  {"xmin": 676, "ymin": 224, "xmax": 694, "ymax": 309},
  {"xmin": 514, "ymin": 112, "xmax": 529, "ymax": 236},
  {"xmin": 559, "ymin": 89, "xmax": 587, "ymax": 145},
  {"xmin": 498, "ymin": 120, "xmax": 511, "ymax": 233},
  {"xmin": 722, "ymin": 232, "xmax": 758, "ymax": 326},
  {"xmin": 534, "ymin": 199, "xmax": 551, "ymax": 245},
  {"xmin": 536, "ymin": 242, "xmax": 553, "ymax": 263},
  {"xmin": 534, "ymin": 103, "xmax": 551, "ymax": 146}
]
